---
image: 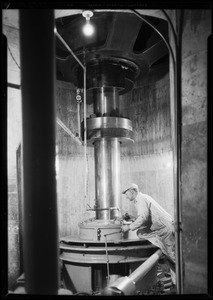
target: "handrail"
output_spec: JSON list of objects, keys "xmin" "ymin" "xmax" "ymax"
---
[{"xmin": 56, "ymin": 117, "xmax": 83, "ymax": 145}]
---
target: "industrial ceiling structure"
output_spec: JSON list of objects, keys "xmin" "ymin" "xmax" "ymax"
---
[{"xmin": 55, "ymin": 11, "xmax": 169, "ymax": 94}]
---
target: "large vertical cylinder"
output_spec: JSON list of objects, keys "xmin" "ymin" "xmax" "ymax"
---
[
  {"xmin": 84, "ymin": 63, "xmax": 133, "ymax": 224},
  {"xmin": 94, "ymin": 138, "xmax": 120, "ymax": 220},
  {"xmin": 20, "ymin": 10, "xmax": 59, "ymax": 294}
]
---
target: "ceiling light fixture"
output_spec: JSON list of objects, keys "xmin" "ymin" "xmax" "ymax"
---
[{"xmin": 82, "ymin": 10, "xmax": 94, "ymax": 37}]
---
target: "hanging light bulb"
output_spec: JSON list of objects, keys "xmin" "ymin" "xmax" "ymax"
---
[{"xmin": 82, "ymin": 10, "xmax": 94, "ymax": 36}]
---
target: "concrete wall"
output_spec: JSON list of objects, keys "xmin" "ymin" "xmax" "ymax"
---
[
  {"xmin": 56, "ymin": 81, "xmax": 95, "ymax": 238},
  {"xmin": 120, "ymin": 152, "xmax": 174, "ymax": 217},
  {"xmin": 179, "ymin": 10, "xmax": 210, "ymax": 293},
  {"xmin": 7, "ymin": 88, "xmax": 22, "ymax": 290},
  {"xmin": 3, "ymin": 24, "xmax": 20, "ymax": 86},
  {"xmin": 4, "ymin": 22, "xmax": 22, "ymax": 290},
  {"xmin": 121, "ymin": 64, "xmax": 171, "ymax": 156},
  {"xmin": 120, "ymin": 64, "xmax": 174, "ymax": 217}
]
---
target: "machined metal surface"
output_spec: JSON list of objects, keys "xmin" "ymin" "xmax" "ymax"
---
[
  {"xmin": 86, "ymin": 117, "xmax": 134, "ymax": 143},
  {"xmin": 86, "ymin": 60, "xmax": 127, "ymax": 92},
  {"xmin": 94, "ymin": 138, "xmax": 120, "ymax": 219},
  {"xmin": 93, "ymin": 87, "xmax": 120, "ymax": 116},
  {"xmin": 87, "ymin": 127, "xmax": 134, "ymax": 143},
  {"xmin": 79, "ymin": 219, "xmax": 122, "ymax": 240},
  {"xmin": 87, "ymin": 116, "xmax": 133, "ymax": 131}
]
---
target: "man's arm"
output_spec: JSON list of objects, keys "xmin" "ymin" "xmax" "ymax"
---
[{"xmin": 129, "ymin": 199, "xmax": 150, "ymax": 231}]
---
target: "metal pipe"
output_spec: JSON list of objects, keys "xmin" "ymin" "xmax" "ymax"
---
[
  {"xmin": 77, "ymin": 101, "xmax": 81, "ymax": 139},
  {"xmin": 75, "ymin": 88, "xmax": 82, "ymax": 139},
  {"xmin": 83, "ymin": 53, "xmax": 88, "ymax": 207},
  {"xmin": 104, "ymin": 235, "xmax": 110, "ymax": 282},
  {"xmin": 101, "ymin": 249, "xmax": 162, "ymax": 296},
  {"xmin": 174, "ymin": 10, "xmax": 184, "ymax": 293},
  {"xmin": 159, "ymin": 9, "xmax": 183, "ymax": 293},
  {"xmin": 158, "ymin": 11, "xmax": 183, "ymax": 293},
  {"xmin": 54, "ymin": 29, "xmax": 85, "ymax": 70},
  {"xmin": 128, "ymin": 249, "xmax": 162, "ymax": 284},
  {"xmin": 103, "ymin": 231, "xmax": 122, "ymax": 283},
  {"xmin": 131, "ymin": 9, "xmax": 176, "ymax": 67},
  {"xmin": 19, "ymin": 10, "xmax": 59, "ymax": 294},
  {"xmin": 131, "ymin": 9, "xmax": 183, "ymax": 293},
  {"xmin": 161, "ymin": 9, "xmax": 178, "ymax": 51},
  {"xmin": 56, "ymin": 117, "xmax": 82, "ymax": 145}
]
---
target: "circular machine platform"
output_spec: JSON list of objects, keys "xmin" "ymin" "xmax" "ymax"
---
[
  {"xmin": 59, "ymin": 219, "xmax": 158, "ymax": 294},
  {"xmin": 60, "ymin": 236, "xmax": 158, "ymax": 265}
]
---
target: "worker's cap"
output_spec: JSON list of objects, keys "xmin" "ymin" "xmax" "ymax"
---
[{"xmin": 122, "ymin": 183, "xmax": 139, "ymax": 194}]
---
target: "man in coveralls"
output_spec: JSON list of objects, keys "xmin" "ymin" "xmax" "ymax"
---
[{"xmin": 121, "ymin": 183, "xmax": 176, "ymax": 285}]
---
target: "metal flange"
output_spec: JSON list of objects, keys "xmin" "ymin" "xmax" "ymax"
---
[{"xmin": 85, "ymin": 116, "xmax": 134, "ymax": 144}]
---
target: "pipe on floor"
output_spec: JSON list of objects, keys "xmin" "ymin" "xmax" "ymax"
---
[
  {"xmin": 101, "ymin": 249, "xmax": 162, "ymax": 296},
  {"xmin": 20, "ymin": 10, "xmax": 59, "ymax": 294}
]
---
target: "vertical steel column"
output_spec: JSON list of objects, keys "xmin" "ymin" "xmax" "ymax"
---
[
  {"xmin": 20, "ymin": 10, "xmax": 59, "ymax": 294},
  {"xmin": 94, "ymin": 138, "xmax": 121, "ymax": 220},
  {"xmin": 93, "ymin": 87, "xmax": 121, "ymax": 220}
]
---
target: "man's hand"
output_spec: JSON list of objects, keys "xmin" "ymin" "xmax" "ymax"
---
[
  {"xmin": 122, "ymin": 213, "xmax": 136, "ymax": 222},
  {"xmin": 121, "ymin": 224, "xmax": 130, "ymax": 232},
  {"xmin": 122, "ymin": 213, "xmax": 131, "ymax": 221}
]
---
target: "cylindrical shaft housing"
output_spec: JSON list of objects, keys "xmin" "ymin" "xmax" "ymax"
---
[{"xmin": 94, "ymin": 87, "xmax": 120, "ymax": 117}]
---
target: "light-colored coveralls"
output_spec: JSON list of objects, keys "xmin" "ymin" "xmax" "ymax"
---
[{"xmin": 128, "ymin": 192, "xmax": 176, "ymax": 283}]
